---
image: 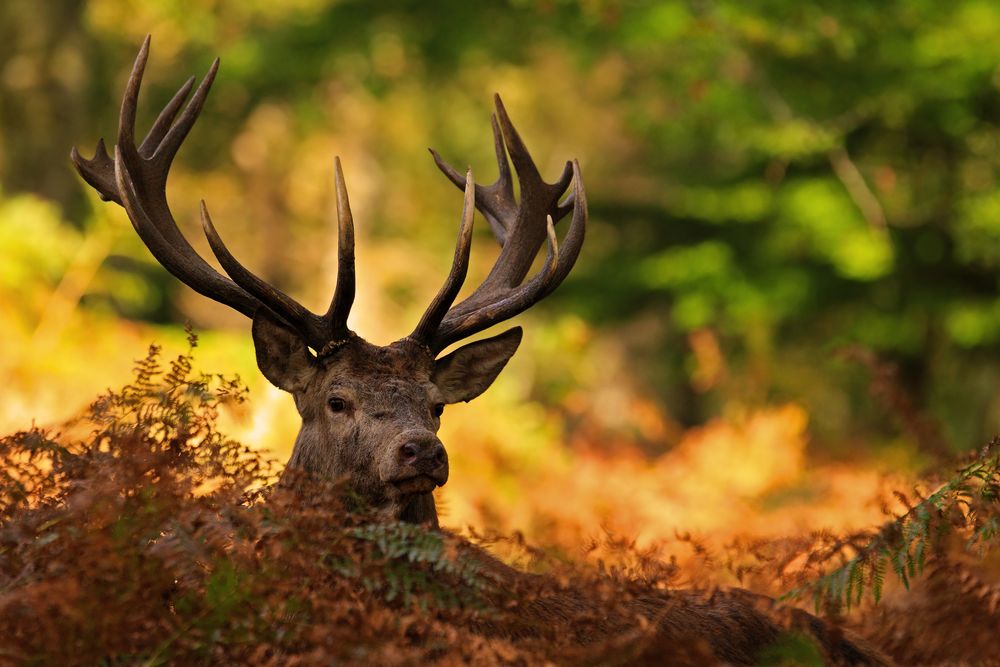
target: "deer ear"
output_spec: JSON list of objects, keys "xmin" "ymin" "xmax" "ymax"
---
[
  {"xmin": 251, "ymin": 309, "xmax": 315, "ymax": 392},
  {"xmin": 432, "ymin": 327, "xmax": 522, "ymax": 404}
]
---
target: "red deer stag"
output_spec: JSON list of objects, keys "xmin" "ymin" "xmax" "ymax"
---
[
  {"xmin": 72, "ymin": 38, "xmax": 889, "ymax": 665},
  {"xmin": 71, "ymin": 36, "xmax": 583, "ymax": 528}
]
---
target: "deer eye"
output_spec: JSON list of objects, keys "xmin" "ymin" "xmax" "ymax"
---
[
  {"xmin": 433, "ymin": 403, "xmax": 445, "ymax": 418},
  {"xmin": 328, "ymin": 397, "xmax": 348, "ymax": 413}
]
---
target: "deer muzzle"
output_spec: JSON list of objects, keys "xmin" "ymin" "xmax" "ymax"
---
[{"xmin": 383, "ymin": 431, "xmax": 449, "ymax": 495}]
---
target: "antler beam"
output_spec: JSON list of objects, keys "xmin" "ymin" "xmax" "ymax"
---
[
  {"xmin": 414, "ymin": 96, "xmax": 587, "ymax": 352},
  {"xmin": 73, "ymin": 39, "xmax": 586, "ymax": 358},
  {"xmin": 70, "ymin": 36, "xmax": 355, "ymax": 351}
]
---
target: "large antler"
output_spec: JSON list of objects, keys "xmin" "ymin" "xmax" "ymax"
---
[
  {"xmin": 411, "ymin": 96, "xmax": 587, "ymax": 353},
  {"xmin": 70, "ymin": 37, "xmax": 355, "ymax": 352}
]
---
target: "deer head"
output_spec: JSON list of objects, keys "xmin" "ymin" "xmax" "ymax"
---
[{"xmin": 71, "ymin": 37, "xmax": 586, "ymax": 527}]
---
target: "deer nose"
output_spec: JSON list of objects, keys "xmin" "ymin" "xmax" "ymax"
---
[{"xmin": 398, "ymin": 439, "xmax": 446, "ymax": 467}]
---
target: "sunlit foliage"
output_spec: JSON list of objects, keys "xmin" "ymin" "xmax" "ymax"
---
[
  {"xmin": 0, "ymin": 342, "xmax": 825, "ymax": 664},
  {"xmin": 5, "ymin": 0, "xmax": 1000, "ymax": 450},
  {"xmin": 3, "ymin": 1, "xmax": 1000, "ymax": 662},
  {"xmin": 2, "ymin": 337, "xmax": 998, "ymax": 663}
]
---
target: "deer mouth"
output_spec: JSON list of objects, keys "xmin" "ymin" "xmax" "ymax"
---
[{"xmin": 391, "ymin": 473, "xmax": 445, "ymax": 495}]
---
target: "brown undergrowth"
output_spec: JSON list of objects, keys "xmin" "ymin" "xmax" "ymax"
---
[{"xmin": 1, "ymin": 337, "xmax": 998, "ymax": 665}]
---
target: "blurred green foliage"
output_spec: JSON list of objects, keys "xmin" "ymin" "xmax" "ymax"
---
[{"xmin": 2, "ymin": 0, "xmax": 1000, "ymax": 455}]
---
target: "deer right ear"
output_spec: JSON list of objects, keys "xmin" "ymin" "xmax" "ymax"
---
[
  {"xmin": 251, "ymin": 310, "xmax": 315, "ymax": 392},
  {"xmin": 432, "ymin": 327, "xmax": 522, "ymax": 404}
]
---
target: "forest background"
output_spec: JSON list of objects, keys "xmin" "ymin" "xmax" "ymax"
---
[{"xmin": 3, "ymin": 0, "xmax": 1000, "ymax": 557}]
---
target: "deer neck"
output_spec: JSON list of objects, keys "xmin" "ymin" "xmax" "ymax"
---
[{"xmin": 397, "ymin": 493, "xmax": 439, "ymax": 528}]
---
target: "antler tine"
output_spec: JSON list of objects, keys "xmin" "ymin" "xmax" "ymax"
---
[
  {"xmin": 77, "ymin": 40, "xmax": 584, "ymax": 358},
  {"xmin": 115, "ymin": 34, "xmax": 149, "ymax": 161},
  {"xmin": 74, "ymin": 37, "xmax": 347, "ymax": 346},
  {"xmin": 71, "ymin": 63, "xmax": 219, "ymax": 207},
  {"xmin": 112, "ymin": 156, "xmax": 256, "ymax": 317},
  {"xmin": 431, "ymin": 212, "xmax": 565, "ymax": 351},
  {"xmin": 429, "ymin": 96, "xmax": 575, "ymax": 322},
  {"xmin": 478, "ymin": 95, "xmax": 573, "ymax": 290},
  {"xmin": 108, "ymin": 38, "xmax": 263, "ymax": 319},
  {"xmin": 419, "ymin": 97, "xmax": 586, "ymax": 353},
  {"xmin": 153, "ymin": 58, "xmax": 218, "ymax": 165},
  {"xmin": 139, "ymin": 75, "xmax": 195, "ymax": 158},
  {"xmin": 411, "ymin": 169, "xmax": 477, "ymax": 344},
  {"xmin": 492, "ymin": 95, "xmax": 542, "ymax": 183},
  {"xmin": 430, "ymin": 113, "xmax": 515, "ymax": 245},
  {"xmin": 540, "ymin": 160, "xmax": 586, "ymax": 298},
  {"xmin": 70, "ymin": 138, "xmax": 119, "ymax": 204},
  {"xmin": 199, "ymin": 202, "xmax": 331, "ymax": 349},
  {"xmin": 324, "ymin": 157, "xmax": 356, "ymax": 335}
]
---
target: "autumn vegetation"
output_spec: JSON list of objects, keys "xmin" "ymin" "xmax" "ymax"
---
[
  {"xmin": 0, "ymin": 339, "xmax": 997, "ymax": 664},
  {"xmin": 4, "ymin": 1, "xmax": 1000, "ymax": 664}
]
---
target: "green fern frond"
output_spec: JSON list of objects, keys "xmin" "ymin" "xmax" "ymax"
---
[{"xmin": 783, "ymin": 438, "xmax": 1000, "ymax": 613}]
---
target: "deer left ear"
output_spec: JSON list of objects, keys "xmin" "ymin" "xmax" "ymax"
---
[
  {"xmin": 432, "ymin": 327, "xmax": 522, "ymax": 404},
  {"xmin": 251, "ymin": 309, "xmax": 316, "ymax": 392}
]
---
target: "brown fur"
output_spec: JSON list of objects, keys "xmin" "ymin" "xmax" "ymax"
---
[
  {"xmin": 254, "ymin": 312, "xmax": 523, "ymax": 528},
  {"xmin": 250, "ymin": 312, "xmax": 893, "ymax": 664},
  {"xmin": 283, "ymin": 336, "xmax": 445, "ymax": 525},
  {"xmin": 461, "ymin": 545, "xmax": 894, "ymax": 666},
  {"xmin": 69, "ymin": 42, "xmax": 892, "ymax": 661}
]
